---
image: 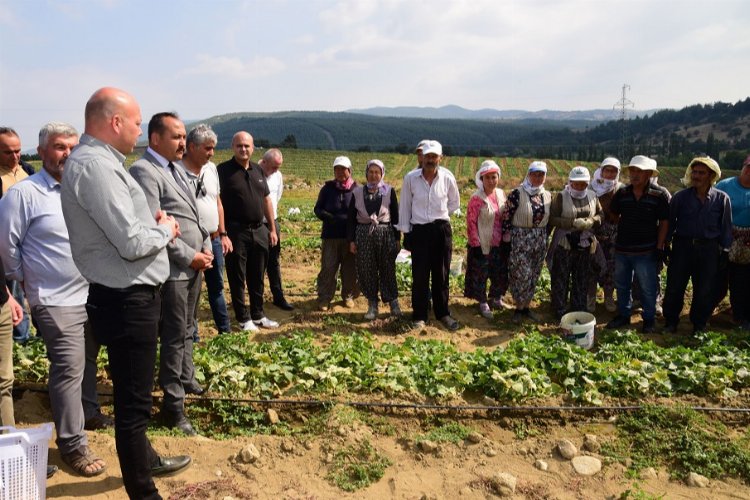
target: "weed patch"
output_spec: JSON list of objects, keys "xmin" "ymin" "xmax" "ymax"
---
[
  {"xmin": 326, "ymin": 440, "xmax": 391, "ymax": 492},
  {"xmin": 602, "ymin": 405, "xmax": 750, "ymax": 482}
]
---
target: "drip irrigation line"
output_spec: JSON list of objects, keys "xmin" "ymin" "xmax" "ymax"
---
[{"xmin": 15, "ymin": 385, "xmax": 750, "ymax": 414}]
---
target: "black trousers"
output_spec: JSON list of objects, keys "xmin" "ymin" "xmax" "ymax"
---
[
  {"xmin": 663, "ymin": 238, "xmax": 720, "ymax": 329},
  {"xmin": 265, "ymin": 219, "xmax": 286, "ymax": 301},
  {"xmin": 728, "ymin": 261, "xmax": 750, "ymax": 323},
  {"xmin": 410, "ymin": 221, "xmax": 452, "ymax": 322},
  {"xmin": 225, "ymin": 223, "xmax": 269, "ymax": 322},
  {"xmin": 86, "ymin": 283, "xmax": 161, "ymax": 500}
]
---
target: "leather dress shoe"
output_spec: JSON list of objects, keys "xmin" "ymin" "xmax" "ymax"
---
[
  {"xmin": 184, "ymin": 383, "xmax": 205, "ymax": 396},
  {"xmin": 84, "ymin": 412, "xmax": 114, "ymax": 430},
  {"xmin": 47, "ymin": 464, "xmax": 58, "ymax": 478},
  {"xmin": 151, "ymin": 455, "xmax": 192, "ymax": 477},
  {"xmin": 273, "ymin": 298, "xmax": 294, "ymax": 311},
  {"xmin": 162, "ymin": 411, "xmax": 197, "ymax": 436}
]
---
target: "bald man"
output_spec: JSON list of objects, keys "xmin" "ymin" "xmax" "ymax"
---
[
  {"xmin": 61, "ymin": 87, "xmax": 190, "ymax": 499},
  {"xmin": 217, "ymin": 132, "xmax": 279, "ymax": 332}
]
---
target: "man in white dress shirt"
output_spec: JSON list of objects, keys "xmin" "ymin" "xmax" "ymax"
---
[{"xmin": 398, "ymin": 140, "xmax": 461, "ymax": 330}]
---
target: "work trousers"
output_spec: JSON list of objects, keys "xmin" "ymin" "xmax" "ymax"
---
[
  {"xmin": 225, "ymin": 223, "xmax": 269, "ymax": 322},
  {"xmin": 663, "ymin": 238, "xmax": 720, "ymax": 330},
  {"xmin": 317, "ymin": 238, "xmax": 358, "ymax": 304},
  {"xmin": 410, "ymin": 221, "xmax": 452, "ymax": 322}
]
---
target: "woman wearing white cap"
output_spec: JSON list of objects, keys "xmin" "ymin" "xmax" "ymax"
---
[
  {"xmin": 502, "ymin": 161, "xmax": 552, "ymax": 322},
  {"xmin": 586, "ymin": 157, "xmax": 623, "ymax": 312},
  {"xmin": 314, "ymin": 156, "xmax": 360, "ymax": 310},
  {"xmin": 547, "ymin": 166, "xmax": 603, "ymax": 319},
  {"xmin": 347, "ymin": 159, "xmax": 401, "ymax": 320},
  {"xmin": 464, "ymin": 160, "xmax": 507, "ymax": 319}
]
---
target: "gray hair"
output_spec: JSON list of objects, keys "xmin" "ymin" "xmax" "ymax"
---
[
  {"xmin": 262, "ymin": 148, "xmax": 283, "ymax": 163},
  {"xmin": 186, "ymin": 123, "xmax": 218, "ymax": 147},
  {"xmin": 38, "ymin": 122, "xmax": 78, "ymax": 148},
  {"xmin": 0, "ymin": 127, "xmax": 19, "ymax": 138}
]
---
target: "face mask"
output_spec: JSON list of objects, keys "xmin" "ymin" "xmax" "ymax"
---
[{"xmin": 566, "ymin": 184, "xmax": 588, "ymax": 199}]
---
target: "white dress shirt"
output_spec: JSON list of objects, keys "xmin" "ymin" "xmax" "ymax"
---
[{"xmin": 398, "ymin": 166, "xmax": 460, "ymax": 232}]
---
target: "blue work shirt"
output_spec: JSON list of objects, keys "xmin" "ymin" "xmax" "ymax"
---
[{"xmin": 667, "ymin": 186, "xmax": 733, "ymax": 249}]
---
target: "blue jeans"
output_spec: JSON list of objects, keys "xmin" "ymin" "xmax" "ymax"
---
[
  {"xmin": 202, "ymin": 236, "xmax": 231, "ymax": 333},
  {"xmin": 614, "ymin": 251, "xmax": 658, "ymax": 322},
  {"xmin": 10, "ymin": 281, "xmax": 30, "ymax": 343}
]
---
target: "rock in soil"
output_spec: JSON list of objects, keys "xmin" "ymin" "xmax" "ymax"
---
[
  {"xmin": 557, "ymin": 439, "xmax": 578, "ymax": 460},
  {"xmin": 571, "ymin": 456, "xmax": 602, "ymax": 476}
]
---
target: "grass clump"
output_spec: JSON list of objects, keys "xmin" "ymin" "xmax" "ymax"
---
[
  {"xmin": 416, "ymin": 420, "xmax": 473, "ymax": 444},
  {"xmin": 603, "ymin": 404, "xmax": 750, "ymax": 482},
  {"xmin": 326, "ymin": 440, "xmax": 391, "ymax": 492}
]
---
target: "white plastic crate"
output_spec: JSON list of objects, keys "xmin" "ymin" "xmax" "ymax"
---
[{"xmin": 0, "ymin": 423, "xmax": 53, "ymax": 500}]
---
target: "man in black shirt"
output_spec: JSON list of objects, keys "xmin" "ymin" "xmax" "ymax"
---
[
  {"xmin": 217, "ymin": 132, "xmax": 278, "ymax": 332},
  {"xmin": 606, "ymin": 155, "xmax": 670, "ymax": 333}
]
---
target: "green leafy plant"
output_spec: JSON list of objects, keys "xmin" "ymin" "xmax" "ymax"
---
[{"xmin": 326, "ymin": 440, "xmax": 391, "ymax": 492}]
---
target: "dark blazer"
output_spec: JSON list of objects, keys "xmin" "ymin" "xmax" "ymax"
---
[{"xmin": 129, "ymin": 150, "xmax": 210, "ymax": 280}]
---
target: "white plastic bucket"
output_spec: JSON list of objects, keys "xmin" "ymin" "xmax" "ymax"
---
[
  {"xmin": 560, "ymin": 311, "xmax": 596, "ymax": 350},
  {"xmin": 450, "ymin": 256, "xmax": 463, "ymax": 276}
]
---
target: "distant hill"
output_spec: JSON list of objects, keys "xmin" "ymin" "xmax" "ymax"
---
[
  {"xmin": 345, "ymin": 104, "xmax": 657, "ymax": 122},
  {"xmin": 179, "ymin": 99, "xmax": 750, "ymax": 168}
]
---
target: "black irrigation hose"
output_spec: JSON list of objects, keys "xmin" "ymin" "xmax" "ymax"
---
[{"xmin": 15, "ymin": 385, "xmax": 750, "ymax": 414}]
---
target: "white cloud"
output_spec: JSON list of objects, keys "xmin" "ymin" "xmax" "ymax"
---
[{"xmin": 183, "ymin": 54, "xmax": 286, "ymax": 79}]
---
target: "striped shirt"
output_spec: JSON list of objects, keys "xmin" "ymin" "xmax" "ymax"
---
[{"xmin": 610, "ymin": 182, "xmax": 670, "ymax": 253}]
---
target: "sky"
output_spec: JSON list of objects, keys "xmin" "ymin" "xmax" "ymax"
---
[{"xmin": 1, "ymin": 0, "xmax": 749, "ymax": 150}]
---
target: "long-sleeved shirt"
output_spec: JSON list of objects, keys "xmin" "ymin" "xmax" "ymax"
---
[
  {"xmin": 314, "ymin": 180, "xmax": 357, "ymax": 239},
  {"xmin": 667, "ymin": 186, "xmax": 733, "ymax": 249},
  {"xmin": 0, "ymin": 169, "xmax": 89, "ymax": 306},
  {"xmin": 265, "ymin": 170, "xmax": 283, "ymax": 220},
  {"xmin": 60, "ymin": 134, "xmax": 172, "ymax": 288},
  {"xmin": 398, "ymin": 166, "xmax": 459, "ymax": 232},
  {"xmin": 716, "ymin": 177, "xmax": 750, "ymax": 228}
]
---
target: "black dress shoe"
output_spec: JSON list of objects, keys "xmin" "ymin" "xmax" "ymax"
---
[
  {"xmin": 606, "ymin": 315, "xmax": 631, "ymax": 329},
  {"xmin": 273, "ymin": 298, "xmax": 294, "ymax": 311},
  {"xmin": 185, "ymin": 384, "xmax": 205, "ymax": 396},
  {"xmin": 162, "ymin": 411, "xmax": 197, "ymax": 436},
  {"xmin": 47, "ymin": 464, "xmax": 58, "ymax": 478},
  {"xmin": 151, "ymin": 455, "xmax": 192, "ymax": 477},
  {"xmin": 84, "ymin": 412, "xmax": 114, "ymax": 430}
]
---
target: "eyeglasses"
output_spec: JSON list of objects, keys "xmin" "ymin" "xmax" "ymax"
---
[{"xmin": 194, "ymin": 174, "xmax": 206, "ymax": 198}]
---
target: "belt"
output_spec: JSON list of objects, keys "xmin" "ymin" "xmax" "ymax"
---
[
  {"xmin": 90, "ymin": 283, "xmax": 161, "ymax": 293},
  {"xmin": 676, "ymin": 236, "xmax": 717, "ymax": 245},
  {"xmin": 228, "ymin": 221, "xmax": 264, "ymax": 230},
  {"xmin": 413, "ymin": 220, "xmax": 449, "ymax": 228}
]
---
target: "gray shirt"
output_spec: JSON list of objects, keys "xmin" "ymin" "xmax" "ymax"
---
[{"xmin": 61, "ymin": 134, "xmax": 172, "ymax": 288}]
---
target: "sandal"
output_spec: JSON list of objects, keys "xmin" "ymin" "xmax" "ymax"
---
[{"xmin": 62, "ymin": 445, "xmax": 106, "ymax": 477}]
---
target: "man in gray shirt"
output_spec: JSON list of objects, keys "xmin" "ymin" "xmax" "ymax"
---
[{"xmin": 61, "ymin": 87, "xmax": 189, "ymax": 499}]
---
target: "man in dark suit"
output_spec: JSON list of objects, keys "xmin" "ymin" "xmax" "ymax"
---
[{"xmin": 129, "ymin": 112, "xmax": 212, "ymax": 436}]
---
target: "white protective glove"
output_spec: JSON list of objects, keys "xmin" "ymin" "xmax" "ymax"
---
[{"xmin": 572, "ymin": 218, "xmax": 593, "ymax": 231}]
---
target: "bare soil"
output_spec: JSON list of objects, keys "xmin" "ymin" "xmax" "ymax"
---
[{"xmin": 15, "ymin": 250, "xmax": 750, "ymax": 499}]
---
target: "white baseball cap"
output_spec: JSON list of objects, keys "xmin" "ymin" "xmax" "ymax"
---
[
  {"xmin": 628, "ymin": 155, "xmax": 658, "ymax": 173},
  {"xmin": 332, "ymin": 156, "xmax": 352, "ymax": 169},
  {"xmin": 422, "ymin": 140, "xmax": 443, "ymax": 156},
  {"xmin": 568, "ymin": 166, "xmax": 591, "ymax": 182},
  {"xmin": 600, "ymin": 157, "xmax": 621, "ymax": 170}
]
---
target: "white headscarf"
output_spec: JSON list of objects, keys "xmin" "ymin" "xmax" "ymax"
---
[
  {"xmin": 590, "ymin": 167, "xmax": 619, "ymax": 197},
  {"xmin": 474, "ymin": 160, "xmax": 501, "ymax": 189},
  {"xmin": 521, "ymin": 161, "xmax": 547, "ymax": 195}
]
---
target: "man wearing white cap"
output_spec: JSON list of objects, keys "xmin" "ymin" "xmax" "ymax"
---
[
  {"xmin": 606, "ymin": 155, "xmax": 670, "ymax": 333},
  {"xmin": 314, "ymin": 156, "xmax": 359, "ymax": 310},
  {"xmin": 398, "ymin": 140, "xmax": 461, "ymax": 330},
  {"xmin": 662, "ymin": 157, "xmax": 732, "ymax": 334},
  {"xmin": 716, "ymin": 154, "xmax": 750, "ymax": 330}
]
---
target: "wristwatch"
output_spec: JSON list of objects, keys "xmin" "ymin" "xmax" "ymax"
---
[{"xmin": 219, "ymin": 232, "xmax": 228, "ymax": 237}]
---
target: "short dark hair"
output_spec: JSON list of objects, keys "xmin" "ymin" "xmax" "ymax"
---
[
  {"xmin": 148, "ymin": 112, "xmax": 180, "ymax": 138},
  {"xmin": 0, "ymin": 127, "xmax": 19, "ymax": 138}
]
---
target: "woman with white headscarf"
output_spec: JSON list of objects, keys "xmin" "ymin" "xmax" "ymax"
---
[
  {"xmin": 547, "ymin": 166, "xmax": 603, "ymax": 319},
  {"xmin": 586, "ymin": 157, "xmax": 623, "ymax": 312},
  {"xmin": 502, "ymin": 161, "xmax": 552, "ymax": 323},
  {"xmin": 464, "ymin": 160, "xmax": 507, "ymax": 319},
  {"xmin": 347, "ymin": 159, "xmax": 401, "ymax": 320}
]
